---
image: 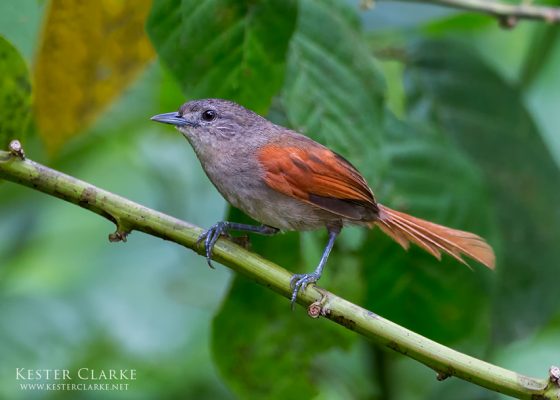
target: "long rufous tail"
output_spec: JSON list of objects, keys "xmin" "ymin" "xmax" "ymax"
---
[{"xmin": 375, "ymin": 204, "xmax": 495, "ymax": 269}]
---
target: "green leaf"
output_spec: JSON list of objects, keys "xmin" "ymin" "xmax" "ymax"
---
[
  {"xmin": 147, "ymin": 0, "xmax": 297, "ymax": 115},
  {"xmin": 282, "ymin": 0, "xmax": 385, "ymax": 182},
  {"xmin": 404, "ymin": 39, "xmax": 560, "ymax": 344},
  {"xmin": 492, "ymin": 315, "xmax": 560, "ymax": 381},
  {"xmin": 524, "ymin": 31, "xmax": 560, "ymax": 165},
  {"xmin": 364, "ymin": 114, "xmax": 496, "ymax": 343},
  {"xmin": 212, "ymin": 208, "xmax": 355, "ymax": 399},
  {"xmin": 0, "ymin": 35, "xmax": 31, "ymax": 149},
  {"xmin": 519, "ymin": 24, "xmax": 560, "ymax": 91},
  {"xmin": 422, "ymin": 13, "xmax": 494, "ymax": 34}
]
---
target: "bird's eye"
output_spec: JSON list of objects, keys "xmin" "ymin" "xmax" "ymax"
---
[{"xmin": 201, "ymin": 110, "xmax": 216, "ymax": 122}]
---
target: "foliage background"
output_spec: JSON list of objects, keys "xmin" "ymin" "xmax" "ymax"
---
[{"xmin": 1, "ymin": 0, "xmax": 560, "ymax": 399}]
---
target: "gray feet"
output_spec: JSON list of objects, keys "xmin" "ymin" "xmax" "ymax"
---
[
  {"xmin": 196, "ymin": 222, "xmax": 280, "ymax": 268},
  {"xmin": 289, "ymin": 226, "xmax": 340, "ymax": 309},
  {"xmin": 197, "ymin": 220, "xmax": 332, "ymax": 310},
  {"xmin": 290, "ymin": 272, "xmax": 321, "ymax": 307},
  {"xmin": 196, "ymin": 222, "xmax": 231, "ymax": 269}
]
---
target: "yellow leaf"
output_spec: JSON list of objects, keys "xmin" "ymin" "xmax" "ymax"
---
[{"xmin": 34, "ymin": 0, "xmax": 154, "ymax": 154}]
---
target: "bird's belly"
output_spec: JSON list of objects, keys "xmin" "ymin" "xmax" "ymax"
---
[
  {"xmin": 210, "ymin": 173, "xmax": 330, "ymax": 231},
  {"xmin": 244, "ymin": 194, "xmax": 331, "ymax": 231}
]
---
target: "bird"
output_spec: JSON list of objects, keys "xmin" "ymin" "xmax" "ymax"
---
[{"xmin": 151, "ymin": 98, "xmax": 495, "ymax": 306}]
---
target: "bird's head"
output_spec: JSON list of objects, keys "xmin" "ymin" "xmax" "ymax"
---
[{"xmin": 151, "ymin": 98, "xmax": 270, "ymax": 148}]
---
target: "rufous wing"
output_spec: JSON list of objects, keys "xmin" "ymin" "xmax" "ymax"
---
[
  {"xmin": 257, "ymin": 141, "xmax": 495, "ymax": 269},
  {"xmin": 257, "ymin": 142, "xmax": 378, "ymax": 221}
]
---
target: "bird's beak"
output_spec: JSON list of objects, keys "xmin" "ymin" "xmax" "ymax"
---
[{"xmin": 150, "ymin": 112, "xmax": 191, "ymax": 127}]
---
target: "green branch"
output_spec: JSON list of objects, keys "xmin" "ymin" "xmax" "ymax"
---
[
  {"xmin": 1, "ymin": 142, "xmax": 559, "ymax": 400},
  {"xmin": 375, "ymin": 0, "xmax": 560, "ymax": 26}
]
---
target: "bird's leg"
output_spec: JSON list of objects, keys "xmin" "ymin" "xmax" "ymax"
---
[
  {"xmin": 290, "ymin": 225, "xmax": 341, "ymax": 307},
  {"xmin": 196, "ymin": 222, "xmax": 279, "ymax": 268}
]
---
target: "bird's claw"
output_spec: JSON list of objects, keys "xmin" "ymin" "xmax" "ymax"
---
[
  {"xmin": 290, "ymin": 272, "xmax": 320, "ymax": 308},
  {"xmin": 196, "ymin": 222, "xmax": 230, "ymax": 268}
]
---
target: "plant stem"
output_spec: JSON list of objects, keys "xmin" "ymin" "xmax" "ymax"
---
[
  {"xmin": 0, "ymin": 147, "xmax": 558, "ymax": 400},
  {"xmin": 382, "ymin": 0, "xmax": 560, "ymax": 24}
]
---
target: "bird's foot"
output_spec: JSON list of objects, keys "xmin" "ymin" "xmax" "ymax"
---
[
  {"xmin": 196, "ymin": 222, "xmax": 231, "ymax": 268},
  {"xmin": 290, "ymin": 272, "xmax": 321, "ymax": 308}
]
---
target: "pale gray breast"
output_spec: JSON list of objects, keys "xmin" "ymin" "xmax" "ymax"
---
[{"xmin": 199, "ymin": 150, "xmax": 335, "ymax": 231}]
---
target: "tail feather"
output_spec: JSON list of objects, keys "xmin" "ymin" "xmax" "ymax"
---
[
  {"xmin": 374, "ymin": 204, "xmax": 495, "ymax": 269},
  {"xmin": 384, "ymin": 215, "xmax": 446, "ymax": 260},
  {"xmin": 387, "ymin": 210, "xmax": 468, "ymax": 264}
]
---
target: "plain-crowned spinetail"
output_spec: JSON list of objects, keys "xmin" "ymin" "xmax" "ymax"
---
[{"xmin": 151, "ymin": 98, "xmax": 495, "ymax": 306}]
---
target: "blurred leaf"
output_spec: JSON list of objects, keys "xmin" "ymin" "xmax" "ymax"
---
[
  {"xmin": 283, "ymin": 0, "xmax": 385, "ymax": 183},
  {"xmin": 212, "ymin": 208, "xmax": 355, "ymax": 400},
  {"xmin": 379, "ymin": 60, "xmax": 406, "ymax": 118},
  {"xmin": 34, "ymin": 0, "xmax": 154, "ymax": 154},
  {"xmin": 422, "ymin": 13, "xmax": 493, "ymax": 34},
  {"xmin": 493, "ymin": 314, "xmax": 560, "ymax": 388},
  {"xmin": 404, "ymin": 40, "xmax": 560, "ymax": 344},
  {"xmin": 363, "ymin": 114, "xmax": 496, "ymax": 343},
  {"xmin": 0, "ymin": 35, "xmax": 31, "ymax": 149},
  {"xmin": 519, "ymin": 24, "xmax": 560, "ymax": 91},
  {"xmin": 147, "ymin": 0, "xmax": 297, "ymax": 115},
  {"xmin": 419, "ymin": 12, "xmax": 534, "ymax": 85},
  {"xmin": 524, "ymin": 34, "xmax": 560, "ymax": 166}
]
